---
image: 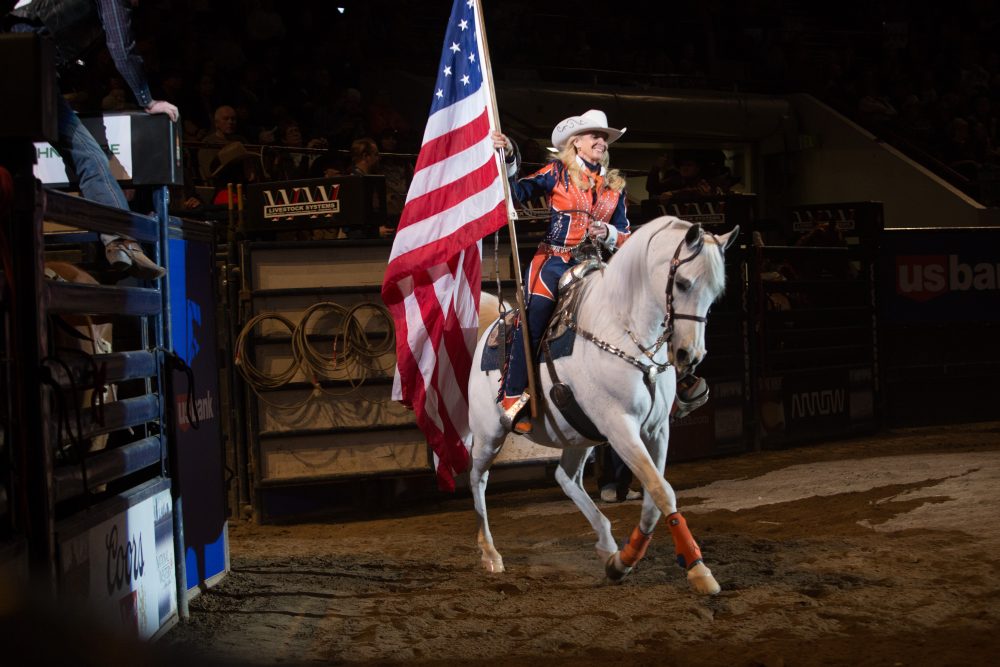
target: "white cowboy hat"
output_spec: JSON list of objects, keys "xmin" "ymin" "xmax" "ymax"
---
[{"xmin": 550, "ymin": 109, "xmax": 626, "ymax": 150}]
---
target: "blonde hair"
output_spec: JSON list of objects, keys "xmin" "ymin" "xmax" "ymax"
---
[{"xmin": 556, "ymin": 137, "xmax": 626, "ymax": 192}]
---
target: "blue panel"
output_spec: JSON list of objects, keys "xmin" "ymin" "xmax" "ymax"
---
[{"xmin": 167, "ymin": 231, "xmax": 228, "ymax": 591}]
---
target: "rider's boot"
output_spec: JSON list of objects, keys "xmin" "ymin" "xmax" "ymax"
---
[
  {"xmin": 499, "ymin": 392, "xmax": 532, "ymax": 434},
  {"xmin": 671, "ymin": 374, "xmax": 709, "ymax": 421}
]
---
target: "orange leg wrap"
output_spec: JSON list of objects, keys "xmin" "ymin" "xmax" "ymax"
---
[
  {"xmin": 667, "ymin": 512, "xmax": 703, "ymax": 570},
  {"xmin": 620, "ymin": 525, "xmax": 653, "ymax": 567}
]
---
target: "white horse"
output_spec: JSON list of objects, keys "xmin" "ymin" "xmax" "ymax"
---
[{"xmin": 468, "ymin": 217, "xmax": 738, "ymax": 595}]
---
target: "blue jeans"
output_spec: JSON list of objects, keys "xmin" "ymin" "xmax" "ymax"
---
[
  {"xmin": 10, "ymin": 22, "xmax": 128, "ymax": 242},
  {"xmin": 57, "ymin": 95, "xmax": 129, "ymax": 246},
  {"xmin": 56, "ymin": 95, "xmax": 129, "ymax": 210}
]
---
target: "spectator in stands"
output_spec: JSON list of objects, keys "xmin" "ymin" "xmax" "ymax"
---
[
  {"xmin": 646, "ymin": 149, "xmax": 714, "ymax": 204},
  {"xmin": 367, "ymin": 89, "xmax": 411, "ymax": 142},
  {"xmin": 322, "ymin": 88, "xmax": 368, "ymax": 152},
  {"xmin": 206, "ymin": 142, "xmax": 266, "ymax": 206},
  {"xmin": 266, "ymin": 120, "xmax": 311, "ymax": 182},
  {"xmin": 4, "ymin": 0, "xmax": 175, "ymax": 280},
  {"xmin": 349, "ymin": 137, "xmax": 380, "ymax": 177},
  {"xmin": 184, "ymin": 72, "xmax": 222, "ymax": 138},
  {"xmin": 856, "ymin": 69, "xmax": 898, "ymax": 132},
  {"xmin": 305, "ymin": 138, "xmax": 345, "ymax": 179},
  {"xmin": 376, "ymin": 128, "xmax": 413, "ymax": 228},
  {"xmin": 346, "ymin": 137, "xmax": 391, "ymax": 239},
  {"xmin": 198, "ymin": 105, "xmax": 247, "ymax": 181}
]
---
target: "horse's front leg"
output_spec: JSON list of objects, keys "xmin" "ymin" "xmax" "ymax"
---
[
  {"xmin": 603, "ymin": 421, "xmax": 720, "ymax": 595},
  {"xmin": 554, "ymin": 447, "xmax": 618, "ymax": 563}
]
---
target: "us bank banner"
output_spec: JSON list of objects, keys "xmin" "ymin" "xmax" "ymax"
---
[
  {"xmin": 33, "ymin": 115, "xmax": 134, "ymax": 186},
  {"xmin": 881, "ymin": 227, "xmax": 1000, "ymax": 322},
  {"xmin": 58, "ymin": 486, "xmax": 177, "ymax": 640}
]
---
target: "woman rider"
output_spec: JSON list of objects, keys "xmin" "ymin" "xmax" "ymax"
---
[
  {"xmin": 493, "ymin": 109, "xmax": 709, "ymax": 435},
  {"xmin": 492, "ymin": 110, "xmax": 630, "ymax": 433}
]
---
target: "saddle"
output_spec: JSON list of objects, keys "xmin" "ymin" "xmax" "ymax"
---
[{"xmin": 482, "ymin": 259, "xmax": 607, "ymax": 441}]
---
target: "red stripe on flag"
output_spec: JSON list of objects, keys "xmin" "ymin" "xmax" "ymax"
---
[
  {"xmin": 383, "ymin": 199, "xmax": 506, "ymax": 290},
  {"xmin": 398, "ymin": 157, "xmax": 501, "ymax": 231},
  {"xmin": 414, "ymin": 109, "xmax": 491, "ymax": 173}
]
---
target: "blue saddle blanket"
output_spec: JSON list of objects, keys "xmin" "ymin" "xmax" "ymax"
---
[{"xmin": 480, "ymin": 318, "xmax": 576, "ymax": 372}]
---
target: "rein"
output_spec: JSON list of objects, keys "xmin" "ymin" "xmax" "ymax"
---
[{"xmin": 563, "ymin": 226, "xmax": 709, "ymax": 388}]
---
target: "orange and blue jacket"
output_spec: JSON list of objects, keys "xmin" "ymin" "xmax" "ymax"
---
[{"xmin": 510, "ymin": 157, "xmax": 631, "ymax": 251}]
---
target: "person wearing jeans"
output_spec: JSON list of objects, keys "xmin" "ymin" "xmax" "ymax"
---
[{"xmin": 6, "ymin": 0, "xmax": 178, "ymax": 279}]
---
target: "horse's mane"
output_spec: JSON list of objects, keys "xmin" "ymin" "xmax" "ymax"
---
[{"xmin": 602, "ymin": 217, "xmax": 727, "ymax": 324}]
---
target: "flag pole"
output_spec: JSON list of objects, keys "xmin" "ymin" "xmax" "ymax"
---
[{"xmin": 475, "ymin": 0, "xmax": 539, "ymax": 419}]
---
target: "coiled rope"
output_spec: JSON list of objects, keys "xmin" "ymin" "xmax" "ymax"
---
[{"xmin": 235, "ymin": 301, "xmax": 395, "ymax": 409}]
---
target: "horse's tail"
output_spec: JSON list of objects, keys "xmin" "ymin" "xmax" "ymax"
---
[{"xmin": 478, "ymin": 292, "xmax": 511, "ymax": 340}]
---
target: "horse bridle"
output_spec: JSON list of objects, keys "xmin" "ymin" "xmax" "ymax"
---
[
  {"xmin": 624, "ymin": 224, "xmax": 710, "ymax": 373},
  {"xmin": 564, "ymin": 223, "xmax": 716, "ymax": 388}
]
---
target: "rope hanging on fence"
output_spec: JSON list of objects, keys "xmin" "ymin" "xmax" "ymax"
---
[{"xmin": 234, "ymin": 301, "xmax": 395, "ymax": 409}]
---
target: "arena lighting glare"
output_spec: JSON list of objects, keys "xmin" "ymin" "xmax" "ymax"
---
[
  {"xmin": 546, "ymin": 146, "xmax": 558, "ymax": 153},
  {"xmin": 337, "ymin": 6, "xmax": 345, "ymax": 12}
]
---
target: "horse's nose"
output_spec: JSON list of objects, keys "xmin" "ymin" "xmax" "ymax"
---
[{"xmin": 675, "ymin": 347, "xmax": 702, "ymax": 370}]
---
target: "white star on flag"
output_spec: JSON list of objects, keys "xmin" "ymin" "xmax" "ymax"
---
[
  {"xmin": 459, "ymin": 19, "xmax": 468, "ymax": 30},
  {"xmin": 450, "ymin": 41, "xmax": 460, "ymax": 53},
  {"xmin": 443, "ymin": 66, "xmax": 452, "ymax": 76}
]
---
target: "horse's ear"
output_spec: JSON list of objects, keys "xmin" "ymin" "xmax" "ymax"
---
[
  {"xmin": 685, "ymin": 222, "xmax": 703, "ymax": 249},
  {"xmin": 722, "ymin": 225, "xmax": 740, "ymax": 252}
]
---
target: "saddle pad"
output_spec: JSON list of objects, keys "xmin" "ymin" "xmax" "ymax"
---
[
  {"xmin": 480, "ymin": 317, "xmax": 515, "ymax": 372},
  {"xmin": 480, "ymin": 318, "xmax": 578, "ymax": 372},
  {"xmin": 541, "ymin": 325, "xmax": 576, "ymax": 362}
]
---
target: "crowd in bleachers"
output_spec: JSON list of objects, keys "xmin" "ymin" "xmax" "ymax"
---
[{"xmin": 49, "ymin": 0, "xmax": 1000, "ymax": 208}]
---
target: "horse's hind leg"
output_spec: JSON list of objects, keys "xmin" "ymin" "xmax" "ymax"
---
[
  {"xmin": 554, "ymin": 447, "xmax": 618, "ymax": 563},
  {"xmin": 470, "ymin": 430, "xmax": 507, "ymax": 573}
]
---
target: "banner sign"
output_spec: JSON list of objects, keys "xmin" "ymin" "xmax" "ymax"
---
[
  {"xmin": 244, "ymin": 175, "xmax": 386, "ymax": 231},
  {"xmin": 168, "ymin": 226, "xmax": 229, "ymax": 592},
  {"xmin": 32, "ymin": 111, "xmax": 182, "ymax": 187},
  {"xmin": 880, "ymin": 228, "xmax": 1000, "ymax": 322},
  {"xmin": 58, "ymin": 486, "xmax": 177, "ymax": 640},
  {"xmin": 35, "ymin": 114, "xmax": 133, "ymax": 185}
]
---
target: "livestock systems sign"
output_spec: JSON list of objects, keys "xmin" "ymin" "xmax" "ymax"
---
[
  {"xmin": 881, "ymin": 228, "xmax": 1000, "ymax": 322},
  {"xmin": 244, "ymin": 175, "xmax": 386, "ymax": 232},
  {"xmin": 57, "ymin": 484, "xmax": 177, "ymax": 640}
]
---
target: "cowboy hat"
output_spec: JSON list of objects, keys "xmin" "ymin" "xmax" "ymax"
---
[
  {"xmin": 551, "ymin": 109, "xmax": 626, "ymax": 150},
  {"xmin": 209, "ymin": 142, "xmax": 263, "ymax": 178}
]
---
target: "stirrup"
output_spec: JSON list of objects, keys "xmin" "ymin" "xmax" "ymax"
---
[
  {"xmin": 499, "ymin": 392, "xmax": 531, "ymax": 433},
  {"xmin": 673, "ymin": 376, "xmax": 709, "ymax": 420}
]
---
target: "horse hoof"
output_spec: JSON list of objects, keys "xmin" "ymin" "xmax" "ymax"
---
[
  {"xmin": 481, "ymin": 556, "xmax": 505, "ymax": 574},
  {"xmin": 605, "ymin": 551, "xmax": 633, "ymax": 583},
  {"xmin": 687, "ymin": 562, "xmax": 721, "ymax": 595}
]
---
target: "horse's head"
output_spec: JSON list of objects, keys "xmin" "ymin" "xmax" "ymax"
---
[{"xmin": 614, "ymin": 218, "xmax": 738, "ymax": 376}]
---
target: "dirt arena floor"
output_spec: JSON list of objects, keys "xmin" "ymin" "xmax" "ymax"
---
[{"xmin": 165, "ymin": 422, "xmax": 1000, "ymax": 666}]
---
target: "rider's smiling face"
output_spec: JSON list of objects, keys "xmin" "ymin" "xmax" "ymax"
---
[{"xmin": 573, "ymin": 132, "xmax": 609, "ymax": 164}]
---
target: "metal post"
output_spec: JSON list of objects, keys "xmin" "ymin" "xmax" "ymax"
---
[
  {"xmin": 7, "ymin": 159, "xmax": 56, "ymax": 594},
  {"xmin": 154, "ymin": 187, "xmax": 189, "ymax": 620}
]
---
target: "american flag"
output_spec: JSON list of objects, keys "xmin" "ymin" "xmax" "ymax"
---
[{"xmin": 381, "ymin": 0, "xmax": 510, "ymax": 491}]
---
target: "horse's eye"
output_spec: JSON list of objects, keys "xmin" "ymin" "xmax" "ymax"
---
[{"xmin": 676, "ymin": 278, "xmax": 691, "ymax": 292}]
